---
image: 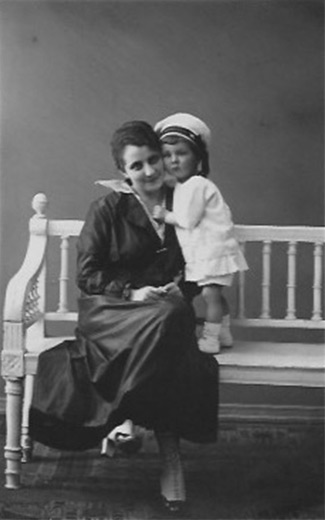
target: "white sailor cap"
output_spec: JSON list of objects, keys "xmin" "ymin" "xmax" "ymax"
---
[{"xmin": 154, "ymin": 112, "xmax": 211, "ymax": 149}]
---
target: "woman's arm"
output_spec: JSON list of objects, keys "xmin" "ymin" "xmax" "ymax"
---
[{"xmin": 76, "ymin": 197, "xmax": 130, "ymax": 296}]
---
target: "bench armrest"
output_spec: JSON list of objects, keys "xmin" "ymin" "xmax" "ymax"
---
[
  {"xmin": 1, "ymin": 195, "xmax": 48, "ymax": 378},
  {"xmin": 3, "ymin": 216, "xmax": 48, "ymax": 324}
]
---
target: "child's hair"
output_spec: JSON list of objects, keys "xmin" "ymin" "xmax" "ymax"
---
[
  {"xmin": 110, "ymin": 121, "xmax": 161, "ymax": 172},
  {"xmin": 160, "ymin": 135, "xmax": 210, "ymax": 177}
]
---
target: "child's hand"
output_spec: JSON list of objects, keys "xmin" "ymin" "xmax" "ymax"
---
[{"xmin": 152, "ymin": 205, "xmax": 166, "ymax": 222}]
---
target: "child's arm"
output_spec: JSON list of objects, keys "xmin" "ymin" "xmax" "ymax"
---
[
  {"xmin": 173, "ymin": 178, "xmax": 208, "ymax": 229},
  {"xmin": 164, "ymin": 211, "xmax": 178, "ymax": 226},
  {"xmin": 153, "ymin": 178, "xmax": 211, "ymax": 229},
  {"xmin": 152, "ymin": 206, "xmax": 178, "ymax": 226}
]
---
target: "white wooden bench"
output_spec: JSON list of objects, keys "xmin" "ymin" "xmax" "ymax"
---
[{"xmin": 1, "ymin": 193, "xmax": 325, "ymax": 489}]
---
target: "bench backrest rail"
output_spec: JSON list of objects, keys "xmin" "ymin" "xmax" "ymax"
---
[
  {"xmin": 234, "ymin": 226, "xmax": 324, "ymax": 328},
  {"xmin": 3, "ymin": 194, "xmax": 325, "ymax": 347}
]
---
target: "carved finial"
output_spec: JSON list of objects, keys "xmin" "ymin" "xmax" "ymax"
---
[{"xmin": 32, "ymin": 193, "xmax": 48, "ymax": 218}]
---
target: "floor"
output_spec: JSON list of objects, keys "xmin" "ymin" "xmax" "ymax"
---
[{"xmin": 0, "ymin": 419, "xmax": 324, "ymax": 520}]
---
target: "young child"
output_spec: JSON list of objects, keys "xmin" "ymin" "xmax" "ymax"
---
[{"xmin": 154, "ymin": 113, "xmax": 248, "ymax": 354}]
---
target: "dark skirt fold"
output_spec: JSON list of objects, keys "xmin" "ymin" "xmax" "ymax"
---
[{"xmin": 29, "ymin": 294, "xmax": 219, "ymax": 450}]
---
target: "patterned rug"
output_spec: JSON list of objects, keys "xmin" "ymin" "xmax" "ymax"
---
[{"xmin": 0, "ymin": 424, "xmax": 324, "ymax": 520}]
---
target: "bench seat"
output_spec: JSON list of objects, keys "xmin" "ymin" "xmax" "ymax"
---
[
  {"xmin": 24, "ymin": 337, "xmax": 325, "ymax": 387},
  {"xmin": 218, "ymin": 341, "xmax": 325, "ymax": 387}
]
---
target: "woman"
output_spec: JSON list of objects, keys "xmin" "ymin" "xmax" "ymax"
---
[{"xmin": 29, "ymin": 121, "xmax": 219, "ymax": 514}]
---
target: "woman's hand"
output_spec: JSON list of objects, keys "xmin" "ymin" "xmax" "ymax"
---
[
  {"xmin": 130, "ymin": 283, "xmax": 183, "ymax": 301},
  {"xmin": 130, "ymin": 286, "xmax": 168, "ymax": 302}
]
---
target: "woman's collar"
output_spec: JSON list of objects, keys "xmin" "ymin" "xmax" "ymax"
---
[
  {"xmin": 95, "ymin": 179, "xmax": 173, "ymax": 210},
  {"xmin": 95, "ymin": 179, "xmax": 169, "ymax": 201},
  {"xmin": 95, "ymin": 179, "xmax": 133, "ymax": 194}
]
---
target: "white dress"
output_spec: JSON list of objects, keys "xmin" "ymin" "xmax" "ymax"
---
[{"xmin": 172, "ymin": 176, "xmax": 248, "ymax": 285}]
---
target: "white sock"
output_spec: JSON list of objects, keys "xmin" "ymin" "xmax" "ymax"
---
[
  {"xmin": 198, "ymin": 322, "xmax": 221, "ymax": 354},
  {"xmin": 220, "ymin": 314, "xmax": 233, "ymax": 347}
]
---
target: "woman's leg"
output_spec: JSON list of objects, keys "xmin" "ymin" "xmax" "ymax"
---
[
  {"xmin": 155, "ymin": 430, "xmax": 186, "ymax": 511},
  {"xmin": 198, "ymin": 284, "xmax": 223, "ymax": 353}
]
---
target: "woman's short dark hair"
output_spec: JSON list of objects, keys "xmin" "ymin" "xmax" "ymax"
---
[
  {"xmin": 111, "ymin": 121, "xmax": 161, "ymax": 171},
  {"xmin": 160, "ymin": 135, "xmax": 210, "ymax": 177}
]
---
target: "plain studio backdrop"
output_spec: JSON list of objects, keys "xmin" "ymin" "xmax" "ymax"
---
[{"xmin": 0, "ymin": 0, "xmax": 323, "ymax": 405}]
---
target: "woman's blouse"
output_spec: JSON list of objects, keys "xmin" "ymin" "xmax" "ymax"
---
[{"xmin": 76, "ymin": 181, "xmax": 184, "ymax": 297}]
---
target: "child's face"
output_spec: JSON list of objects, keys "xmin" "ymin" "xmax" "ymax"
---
[
  {"xmin": 121, "ymin": 144, "xmax": 165, "ymax": 195},
  {"xmin": 162, "ymin": 140, "xmax": 200, "ymax": 183}
]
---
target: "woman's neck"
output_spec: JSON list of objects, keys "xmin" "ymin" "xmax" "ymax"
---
[{"xmin": 134, "ymin": 187, "xmax": 165, "ymax": 211}]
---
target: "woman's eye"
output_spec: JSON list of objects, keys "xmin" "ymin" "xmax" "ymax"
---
[
  {"xmin": 131, "ymin": 162, "xmax": 142, "ymax": 171},
  {"xmin": 149, "ymin": 154, "xmax": 161, "ymax": 165}
]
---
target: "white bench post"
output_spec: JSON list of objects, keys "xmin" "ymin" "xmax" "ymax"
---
[
  {"xmin": 286, "ymin": 241, "xmax": 297, "ymax": 320},
  {"xmin": 260, "ymin": 240, "xmax": 271, "ymax": 319},
  {"xmin": 57, "ymin": 235, "xmax": 70, "ymax": 313},
  {"xmin": 312, "ymin": 242, "xmax": 323, "ymax": 320},
  {"xmin": 237, "ymin": 242, "xmax": 246, "ymax": 318},
  {"xmin": 2, "ymin": 323, "xmax": 25, "ymax": 489}
]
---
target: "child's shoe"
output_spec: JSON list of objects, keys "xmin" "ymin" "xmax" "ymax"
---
[
  {"xmin": 219, "ymin": 314, "xmax": 233, "ymax": 348},
  {"xmin": 198, "ymin": 322, "xmax": 221, "ymax": 354}
]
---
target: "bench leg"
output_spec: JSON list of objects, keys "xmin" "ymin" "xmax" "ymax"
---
[
  {"xmin": 4, "ymin": 378, "xmax": 23, "ymax": 489},
  {"xmin": 21, "ymin": 374, "xmax": 35, "ymax": 463}
]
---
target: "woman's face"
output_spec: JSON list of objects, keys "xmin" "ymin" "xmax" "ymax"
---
[
  {"xmin": 162, "ymin": 140, "xmax": 200, "ymax": 183},
  {"xmin": 122, "ymin": 145, "xmax": 165, "ymax": 196}
]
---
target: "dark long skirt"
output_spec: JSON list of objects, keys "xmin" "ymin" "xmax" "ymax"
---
[{"xmin": 29, "ymin": 293, "xmax": 219, "ymax": 451}]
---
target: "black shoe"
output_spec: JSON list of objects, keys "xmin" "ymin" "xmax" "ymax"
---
[
  {"xmin": 116, "ymin": 433, "xmax": 143, "ymax": 456},
  {"xmin": 160, "ymin": 495, "xmax": 186, "ymax": 517},
  {"xmin": 101, "ymin": 433, "xmax": 142, "ymax": 458}
]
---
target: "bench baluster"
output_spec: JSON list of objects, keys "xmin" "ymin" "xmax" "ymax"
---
[
  {"xmin": 312, "ymin": 242, "xmax": 323, "ymax": 320},
  {"xmin": 286, "ymin": 241, "xmax": 297, "ymax": 320},
  {"xmin": 57, "ymin": 235, "xmax": 69, "ymax": 313},
  {"xmin": 4, "ymin": 379, "xmax": 23, "ymax": 489},
  {"xmin": 260, "ymin": 240, "xmax": 271, "ymax": 319},
  {"xmin": 237, "ymin": 242, "xmax": 246, "ymax": 318}
]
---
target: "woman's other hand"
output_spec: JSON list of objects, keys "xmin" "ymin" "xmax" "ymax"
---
[{"xmin": 161, "ymin": 282, "xmax": 183, "ymax": 298}]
